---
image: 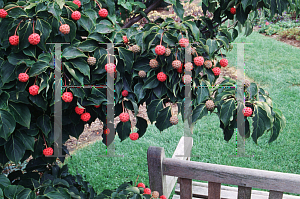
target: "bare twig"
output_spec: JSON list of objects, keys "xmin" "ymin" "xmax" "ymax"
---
[{"xmin": 122, "ymin": 0, "xmax": 164, "ymax": 29}]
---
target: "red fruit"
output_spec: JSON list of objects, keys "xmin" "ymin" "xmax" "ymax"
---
[
  {"xmin": 122, "ymin": 90, "xmax": 128, "ymax": 97},
  {"xmin": 243, "ymin": 107, "xmax": 253, "ymax": 117},
  {"xmin": 105, "ymin": 63, "xmax": 116, "ymax": 73},
  {"xmin": 212, "ymin": 67, "xmax": 221, "ymax": 76},
  {"xmin": 28, "ymin": 33, "xmax": 40, "ymax": 45},
  {"xmin": 9, "ymin": 35, "xmax": 19, "ymax": 46},
  {"xmin": 230, "ymin": 7, "xmax": 236, "ymax": 15},
  {"xmin": 75, "ymin": 106, "xmax": 84, "ymax": 115},
  {"xmin": 155, "ymin": 45, "xmax": 166, "ymax": 55},
  {"xmin": 157, "ymin": 72, "xmax": 167, "ymax": 82},
  {"xmin": 194, "ymin": 56, "xmax": 204, "ymax": 66},
  {"xmin": 0, "ymin": 9, "xmax": 7, "ymax": 18},
  {"xmin": 119, "ymin": 112, "xmax": 130, "ymax": 122},
  {"xmin": 130, "ymin": 132, "xmax": 139, "ymax": 141},
  {"xmin": 137, "ymin": 183, "xmax": 145, "ymax": 188},
  {"xmin": 160, "ymin": 196, "xmax": 167, "ymax": 199},
  {"xmin": 172, "ymin": 60, "xmax": 181, "ymax": 69},
  {"xmin": 94, "ymin": 105, "xmax": 100, "ymax": 108},
  {"xmin": 103, "ymin": 128, "xmax": 110, "ymax": 135},
  {"xmin": 18, "ymin": 73, "xmax": 29, "ymax": 82},
  {"xmin": 62, "ymin": 92, "xmax": 73, "ymax": 102},
  {"xmin": 123, "ymin": 36, "xmax": 128, "ymax": 43},
  {"xmin": 179, "ymin": 38, "xmax": 189, "ymax": 48},
  {"xmin": 59, "ymin": 24, "xmax": 70, "ymax": 34},
  {"xmin": 177, "ymin": 64, "xmax": 183, "ymax": 73},
  {"xmin": 71, "ymin": 11, "xmax": 81, "ymax": 20},
  {"xmin": 29, "ymin": 85, "xmax": 39, "ymax": 96},
  {"xmin": 220, "ymin": 58, "xmax": 228, "ymax": 67},
  {"xmin": 143, "ymin": 188, "xmax": 151, "ymax": 195},
  {"xmin": 43, "ymin": 147, "xmax": 53, "ymax": 156},
  {"xmin": 184, "ymin": 62, "xmax": 193, "ymax": 71},
  {"xmin": 73, "ymin": 0, "xmax": 81, "ymax": 8},
  {"xmin": 99, "ymin": 8, "xmax": 108, "ymax": 18},
  {"xmin": 81, "ymin": 112, "xmax": 91, "ymax": 122}
]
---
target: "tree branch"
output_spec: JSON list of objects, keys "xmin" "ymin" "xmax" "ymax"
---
[
  {"xmin": 122, "ymin": 0, "xmax": 164, "ymax": 29},
  {"xmin": 202, "ymin": 17, "xmax": 229, "ymax": 34}
]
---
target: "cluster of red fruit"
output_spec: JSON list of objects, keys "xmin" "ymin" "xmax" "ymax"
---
[
  {"xmin": 75, "ymin": 106, "xmax": 91, "ymax": 122},
  {"xmin": 136, "ymin": 183, "xmax": 167, "ymax": 198},
  {"xmin": 71, "ymin": 0, "xmax": 108, "ymax": 21}
]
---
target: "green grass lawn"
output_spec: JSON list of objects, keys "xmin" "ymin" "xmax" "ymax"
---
[{"xmin": 65, "ymin": 30, "xmax": 300, "ymax": 198}]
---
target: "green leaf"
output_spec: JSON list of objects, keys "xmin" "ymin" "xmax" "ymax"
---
[
  {"xmin": 136, "ymin": 116, "xmax": 147, "ymax": 138},
  {"xmin": 196, "ymin": 84, "xmax": 209, "ymax": 104},
  {"xmin": 118, "ymin": 47, "xmax": 134, "ymax": 72},
  {"xmin": 155, "ymin": 106, "xmax": 172, "ymax": 131},
  {"xmin": 236, "ymin": 4, "xmax": 247, "ymax": 25},
  {"xmin": 7, "ymin": 7, "xmax": 27, "ymax": 18},
  {"xmin": 143, "ymin": 74, "xmax": 160, "ymax": 90},
  {"xmin": 77, "ymin": 39, "xmax": 98, "ymax": 52},
  {"xmin": 162, "ymin": 32, "xmax": 178, "ymax": 47},
  {"xmin": 28, "ymin": 61, "xmax": 49, "ymax": 77},
  {"xmin": 78, "ymin": 14, "xmax": 95, "ymax": 33},
  {"xmin": 36, "ymin": 19, "xmax": 52, "ymax": 52},
  {"xmin": 134, "ymin": 83, "xmax": 146, "ymax": 103},
  {"xmin": 173, "ymin": 0, "xmax": 184, "ymax": 21},
  {"xmin": 36, "ymin": 115, "xmax": 51, "ymax": 137},
  {"xmin": 15, "ymin": 131, "xmax": 35, "ymax": 152},
  {"xmin": 0, "ymin": 91, "xmax": 10, "ymax": 110},
  {"xmin": 56, "ymin": 0, "xmax": 65, "ymax": 9},
  {"xmin": 116, "ymin": 121, "xmax": 131, "ymax": 141},
  {"xmin": 0, "ymin": 110, "xmax": 16, "ymax": 141},
  {"xmin": 53, "ymin": 179, "xmax": 69, "ymax": 187},
  {"xmin": 47, "ymin": 2, "xmax": 62, "ymax": 21},
  {"xmin": 247, "ymin": 82, "xmax": 258, "ymax": 100},
  {"xmin": 147, "ymin": 99, "xmax": 164, "ymax": 123},
  {"xmin": 4, "ymin": 135, "xmax": 25, "ymax": 163},
  {"xmin": 1, "ymin": 61, "xmax": 16, "ymax": 84},
  {"xmin": 0, "ymin": 174, "xmax": 11, "ymax": 190},
  {"xmin": 8, "ymin": 102, "xmax": 31, "ymax": 129},
  {"xmin": 29, "ymin": 94, "xmax": 48, "ymax": 111},
  {"xmin": 63, "ymin": 62, "xmax": 84, "ymax": 85},
  {"xmin": 94, "ymin": 24, "xmax": 115, "ymax": 34},
  {"xmin": 252, "ymin": 105, "xmax": 272, "ymax": 144},
  {"xmin": 71, "ymin": 58, "xmax": 91, "ymax": 79},
  {"xmin": 206, "ymin": 39, "xmax": 218, "ymax": 55},
  {"xmin": 220, "ymin": 99, "xmax": 236, "ymax": 126},
  {"xmin": 192, "ymin": 103, "xmax": 208, "ymax": 123},
  {"xmin": 62, "ymin": 46, "xmax": 87, "ymax": 60},
  {"xmin": 16, "ymin": 188, "xmax": 36, "ymax": 199},
  {"xmin": 23, "ymin": 46, "xmax": 36, "ymax": 59},
  {"xmin": 183, "ymin": 21, "xmax": 200, "ymax": 42},
  {"xmin": 4, "ymin": 185, "xmax": 24, "ymax": 198}
]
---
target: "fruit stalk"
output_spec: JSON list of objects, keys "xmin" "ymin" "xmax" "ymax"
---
[
  {"xmin": 134, "ymin": 175, "xmax": 139, "ymax": 187},
  {"xmin": 42, "ymin": 134, "xmax": 48, "ymax": 148},
  {"xmin": 159, "ymin": 30, "xmax": 164, "ymax": 45},
  {"xmin": 14, "ymin": 19, "xmax": 23, "ymax": 35},
  {"xmin": 64, "ymin": 5, "xmax": 74, "ymax": 12},
  {"xmin": 94, "ymin": 0, "xmax": 101, "ymax": 9},
  {"xmin": 32, "ymin": 20, "xmax": 35, "ymax": 33},
  {"xmin": 5, "ymin": 6, "xmax": 23, "ymax": 12}
]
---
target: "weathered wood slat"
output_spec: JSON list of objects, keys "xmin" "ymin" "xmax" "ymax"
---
[
  {"xmin": 208, "ymin": 182, "xmax": 221, "ymax": 199},
  {"xmin": 162, "ymin": 158, "xmax": 300, "ymax": 194},
  {"xmin": 238, "ymin": 186, "xmax": 252, "ymax": 199},
  {"xmin": 269, "ymin": 190, "xmax": 283, "ymax": 199},
  {"xmin": 180, "ymin": 178, "xmax": 192, "ymax": 199},
  {"xmin": 147, "ymin": 136, "xmax": 193, "ymax": 199},
  {"xmin": 173, "ymin": 181, "xmax": 300, "ymax": 199}
]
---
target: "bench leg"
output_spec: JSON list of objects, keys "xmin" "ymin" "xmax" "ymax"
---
[
  {"xmin": 208, "ymin": 182, "xmax": 221, "ymax": 199},
  {"xmin": 180, "ymin": 178, "xmax": 192, "ymax": 199}
]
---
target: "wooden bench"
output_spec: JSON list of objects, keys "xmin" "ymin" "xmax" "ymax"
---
[{"xmin": 147, "ymin": 136, "xmax": 300, "ymax": 199}]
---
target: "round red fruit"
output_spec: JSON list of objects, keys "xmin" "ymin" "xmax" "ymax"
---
[
  {"xmin": 43, "ymin": 147, "xmax": 53, "ymax": 156},
  {"xmin": 130, "ymin": 132, "xmax": 139, "ymax": 141},
  {"xmin": 105, "ymin": 63, "xmax": 116, "ymax": 73},
  {"xmin": 75, "ymin": 106, "xmax": 84, "ymax": 115},
  {"xmin": 194, "ymin": 56, "xmax": 204, "ymax": 66},
  {"xmin": 9, "ymin": 35, "xmax": 19, "ymax": 46},
  {"xmin": 243, "ymin": 107, "xmax": 253, "ymax": 117},
  {"xmin": 94, "ymin": 105, "xmax": 100, "ymax": 108},
  {"xmin": 160, "ymin": 196, "xmax": 167, "ymax": 199},
  {"xmin": 212, "ymin": 67, "xmax": 221, "ymax": 76},
  {"xmin": 144, "ymin": 188, "xmax": 151, "ymax": 195},
  {"xmin": 179, "ymin": 38, "xmax": 189, "ymax": 48},
  {"xmin": 62, "ymin": 92, "xmax": 73, "ymax": 102},
  {"xmin": 99, "ymin": 8, "xmax": 108, "ymax": 18},
  {"xmin": 0, "ymin": 9, "xmax": 7, "ymax": 18},
  {"xmin": 123, "ymin": 36, "xmax": 128, "ymax": 43},
  {"xmin": 18, "ymin": 73, "xmax": 29, "ymax": 82},
  {"xmin": 103, "ymin": 128, "xmax": 110, "ymax": 135},
  {"xmin": 81, "ymin": 112, "xmax": 91, "ymax": 122},
  {"xmin": 73, "ymin": 0, "xmax": 81, "ymax": 8},
  {"xmin": 119, "ymin": 112, "xmax": 130, "ymax": 122},
  {"xmin": 220, "ymin": 58, "xmax": 228, "ymax": 67},
  {"xmin": 157, "ymin": 72, "xmax": 167, "ymax": 82},
  {"xmin": 29, "ymin": 85, "xmax": 39, "ymax": 96},
  {"xmin": 155, "ymin": 45, "xmax": 166, "ymax": 56},
  {"xmin": 59, "ymin": 24, "xmax": 70, "ymax": 35},
  {"xmin": 137, "ymin": 183, "xmax": 145, "ymax": 188},
  {"xmin": 71, "ymin": 11, "xmax": 81, "ymax": 20},
  {"xmin": 230, "ymin": 7, "xmax": 236, "ymax": 15},
  {"xmin": 122, "ymin": 90, "xmax": 128, "ymax": 97},
  {"xmin": 28, "ymin": 33, "xmax": 40, "ymax": 45}
]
